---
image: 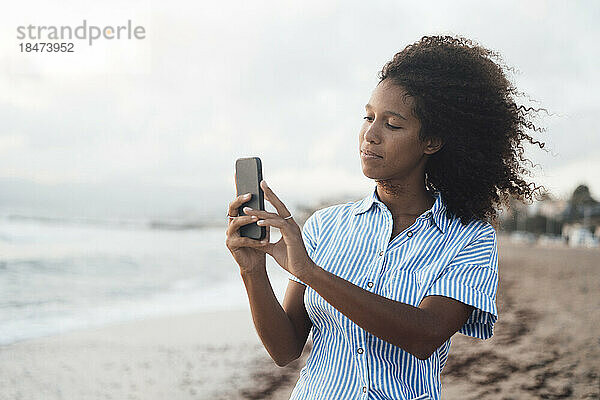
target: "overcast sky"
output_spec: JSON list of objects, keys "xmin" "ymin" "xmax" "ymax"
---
[{"xmin": 1, "ymin": 0, "xmax": 598, "ymax": 219}]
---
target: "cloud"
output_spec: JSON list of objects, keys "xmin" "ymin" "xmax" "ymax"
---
[
  {"xmin": 0, "ymin": 0, "xmax": 598, "ymax": 217},
  {"xmin": 534, "ymin": 152, "xmax": 600, "ymax": 200}
]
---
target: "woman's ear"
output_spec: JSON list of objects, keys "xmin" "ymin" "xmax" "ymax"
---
[{"xmin": 424, "ymin": 136, "xmax": 444, "ymax": 155}]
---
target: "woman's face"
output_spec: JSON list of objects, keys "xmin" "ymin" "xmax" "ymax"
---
[{"xmin": 358, "ymin": 80, "xmax": 437, "ymax": 183}]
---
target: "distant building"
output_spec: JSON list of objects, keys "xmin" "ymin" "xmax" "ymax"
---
[
  {"xmin": 498, "ymin": 184, "xmax": 600, "ymax": 246},
  {"xmin": 561, "ymin": 184, "xmax": 600, "ymax": 224}
]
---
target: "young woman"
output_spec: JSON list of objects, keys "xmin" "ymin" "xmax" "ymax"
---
[{"xmin": 225, "ymin": 35, "xmax": 546, "ymax": 400}]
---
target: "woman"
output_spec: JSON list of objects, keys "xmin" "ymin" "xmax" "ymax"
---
[{"xmin": 225, "ymin": 35, "xmax": 546, "ymax": 400}]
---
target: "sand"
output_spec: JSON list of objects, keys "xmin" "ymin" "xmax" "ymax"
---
[
  {"xmin": 439, "ymin": 238, "xmax": 600, "ymax": 399},
  {"xmin": 1, "ymin": 237, "xmax": 598, "ymax": 399},
  {"xmin": 0, "ymin": 309, "xmax": 308, "ymax": 400}
]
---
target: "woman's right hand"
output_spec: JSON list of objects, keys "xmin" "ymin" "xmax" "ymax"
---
[{"xmin": 225, "ymin": 193, "xmax": 271, "ymax": 275}]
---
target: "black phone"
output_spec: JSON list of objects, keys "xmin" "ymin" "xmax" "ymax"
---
[{"xmin": 234, "ymin": 157, "xmax": 266, "ymax": 240}]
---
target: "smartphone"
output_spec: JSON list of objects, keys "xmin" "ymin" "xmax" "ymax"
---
[{"xmin": 234, "ymin": 157, "xmax": 266, "ymax": 240}]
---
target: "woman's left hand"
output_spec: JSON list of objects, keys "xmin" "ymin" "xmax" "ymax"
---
[{"xmin": 242, "ymin": 180, "xmax": 316, "ymax": 281}]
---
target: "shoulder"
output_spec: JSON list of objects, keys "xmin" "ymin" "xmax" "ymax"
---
[
  {"xmin": 445, "ymin": 212, "xmax": 496, "ymax": 243},
  {"xmin": 304, "ymin": 199, "xmax": 361, "ymax": 224},
  {"xmin": 300, "ymin": 200, "xmax": 362, "ymax": 237},
  {"xmin": 441, "ymin": 214, "xmax": 498, "ymax": 269}
]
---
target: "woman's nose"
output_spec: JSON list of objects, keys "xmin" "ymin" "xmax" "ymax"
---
[{"xmin": 363, "ymin": 123, "xmax": 380, "ymax": 144}]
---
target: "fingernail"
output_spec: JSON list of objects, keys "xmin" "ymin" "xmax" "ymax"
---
[
  {"xmin": 244, "ymin": 193, "xmax": 251, "ymax": 197},
  {"xmin": 243, "ymin": 206, "xmax": 251, "ymax": 212},
  {"xmin": 261, "ymin": 180, "xmax": 268, "ymax": 187}
]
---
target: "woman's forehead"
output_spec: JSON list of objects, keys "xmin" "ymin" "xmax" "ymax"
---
[{"xmin": 369, "ymin": 80, "xmax": 415, "ymax": 115}]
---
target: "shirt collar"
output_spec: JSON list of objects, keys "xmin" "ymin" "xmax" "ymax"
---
[{"xmin": 352, "ymin": 185, "xmax": 449, "ymax": 234}]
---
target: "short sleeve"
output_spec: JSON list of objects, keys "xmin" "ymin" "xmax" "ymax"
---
[
  {"xmin": 288, "ymin": 211, "xmax": 320, "ymax": 286},
  {"xmin": 424, "ymin": 229, "xmax": 499, "ymax": 339}
]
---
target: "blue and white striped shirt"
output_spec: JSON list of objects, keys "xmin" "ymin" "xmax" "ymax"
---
[{"xmin": 288, "ymin": 185, "xmax": 499, "ymax": 400}]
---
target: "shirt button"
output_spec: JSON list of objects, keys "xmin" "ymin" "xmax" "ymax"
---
[
  {"xmin": 367, "ymin": 282, "xmax": 374, "ymax": 288},
  {"xmin": 379, "ymin": 250, "xmax": 384, "ymax": 256},
  {"xmin": 406, "ymin": 231, "xmax": 413, "ymax": 237},
  {"xmin": 357, "ymin": 347, "xmax": 364, "ymax": 354},
  {"xmin": 362, "ymin": 386, "xmax": 368, "ymax": 393}
]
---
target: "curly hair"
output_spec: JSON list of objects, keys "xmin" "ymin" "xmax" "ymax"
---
[{"xmin": 378, "ymin": 35, "xmax": 548, "ymax": 226}]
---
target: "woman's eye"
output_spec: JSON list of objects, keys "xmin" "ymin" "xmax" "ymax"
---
[{"xmin": 363, "ymin": 116, "xmax": 401, "ymax": 129}]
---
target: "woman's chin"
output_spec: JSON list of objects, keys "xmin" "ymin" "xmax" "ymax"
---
[{"xmin": 360, "ymin": 167, "xmax": 381, "ymax": 180}]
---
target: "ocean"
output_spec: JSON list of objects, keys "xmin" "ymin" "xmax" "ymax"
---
[{"xmin": 0, "ymin": 215, "xmax": 289, "ymax": 345}]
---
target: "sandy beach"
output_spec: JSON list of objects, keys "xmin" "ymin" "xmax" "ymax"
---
[
  {"xmin": 441, "ymin": 239, "xmax": 600, "ymax": 399},
  {"xmin": 0, "ymin": 307, "xmax": 310, "ymax": 400},
  {"xmin": 1, "ymin": 238, "xmax": 598, "ymax": 399}
]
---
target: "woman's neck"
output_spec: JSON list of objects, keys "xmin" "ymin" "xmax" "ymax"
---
[{"xmin": 375, "ymin": 180, "xmax": 435, "ymax": 216}]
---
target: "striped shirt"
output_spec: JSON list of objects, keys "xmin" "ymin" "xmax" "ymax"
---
[{"xmin": 288, "ymin": 185, "xmax": 499, "ymax": 400}]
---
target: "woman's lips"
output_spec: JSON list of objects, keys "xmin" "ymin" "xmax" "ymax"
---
[{"xmin": 361, "ymin": 150, "xmax": 383, "ymax": 159}]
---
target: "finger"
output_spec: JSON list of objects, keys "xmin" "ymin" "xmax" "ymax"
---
[
  {"xmin": 227, "ymin": 215, "xmax": 259, "ymax": 236},
  {"xmin": 259, "ymin": 225, "xmax": 275, "ymax": 255},
  {"xmin": 228, "ymin": 235, "xmax": 271, "ymax": 250},
  {"xmin": 257, "ymin": 217, "xmax": 301, "ymax": 236},
  {"xmin": 259, "ymin": 180, "xmax": 292, "ymax": 219},
  {"xmin": 241, "ymin": 206, "xmax": 280, "ymax": 219},
  {"xmin": 256, "ymin": 218, "xmax": 288, "ymax": 230},
  {"xmin": 228, "ymin": 192, "xmax": 252, "ymax": 218}
]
